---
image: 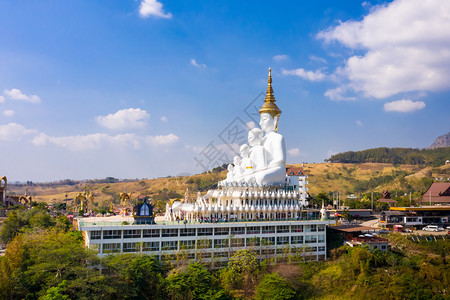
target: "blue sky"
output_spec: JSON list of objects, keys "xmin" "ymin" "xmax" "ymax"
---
[{"xmin": 0, "ymin": 0, "xmax": 449, "ymax": 182}]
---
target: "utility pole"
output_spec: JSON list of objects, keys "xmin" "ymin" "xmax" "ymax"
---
[
  {"xmin": 338, "ymin": 191, "xmax": 340, "ymax": 209},
  {"xmin": 409, "ymin": 192, "xmax": 411, "ymax": 206},
  {"xmin": 371, "ymin": 192, "xmax": 373, "ymax": 211}
]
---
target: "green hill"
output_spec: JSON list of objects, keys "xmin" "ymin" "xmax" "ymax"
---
[{"xmin": 325, "ymin": 147, "xmax": 450, "ymax": 166}]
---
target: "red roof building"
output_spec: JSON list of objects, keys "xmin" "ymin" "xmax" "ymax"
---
[
  {"xmin": 377, "ymin": 190, "xmax": 397, "ymax": 206},
  {"xmin": 420, "ymin": 183, "xmax": 450, "ymax": 205},
  {"xmin": 285, "ymin": 167, "xmax": 306, "ymax": 176}
]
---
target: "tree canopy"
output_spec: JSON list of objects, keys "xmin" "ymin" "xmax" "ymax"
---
[{"xmin": 326, "ymin": 147, "xmax": 450, "ymax": 166}]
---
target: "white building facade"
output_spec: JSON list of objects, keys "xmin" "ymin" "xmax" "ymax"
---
[{"xmin": 79, "ymin": 219, "xmax": 329, "ymax": 266}]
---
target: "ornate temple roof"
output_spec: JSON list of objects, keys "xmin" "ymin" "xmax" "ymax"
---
[{"xmin": 259, "ymin": 68, "xmax": 281, "ymax": 118}]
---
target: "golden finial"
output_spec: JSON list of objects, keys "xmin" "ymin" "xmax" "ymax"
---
[{"xmin": 259, "ymin": 68, "xmax": 281, "ymax": 130}]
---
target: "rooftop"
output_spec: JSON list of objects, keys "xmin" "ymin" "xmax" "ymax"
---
[
  {"xmin": 77, "ymin": 215, "xmax": 331, "ymax": 228},
  {"xmin": 331, "ymin": 225, "xmax": 379, "ymax": 233},
  {"xmin": 286, "ymin": 167, "xmax": 306, "ymax": 176},
  {"xmin": 390, "ymin": 206, "xmax": 450, "ymax": 211}
]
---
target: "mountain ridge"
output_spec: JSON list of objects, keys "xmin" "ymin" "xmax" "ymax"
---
[{"xmin": 428, "ymin": 132, "xmax": 450, "ymax": 149}]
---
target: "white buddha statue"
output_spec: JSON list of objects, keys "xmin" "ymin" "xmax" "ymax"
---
[
  {"xmin": 222, "ymin": 68, "xmax": 286, "ymax": 186},
  {"xmin": 231, "ymin": 156, "xmax": 243, "ymax": 180},
  {"xmin": 238, "ymin": 144, "xmax": 252, "ymax": 176},
  {"xmin": 220, "ymin": 163, "xmax": 234, "ymax": 185},
  {"xmin": 246, "ymin": 128, "xmax": 266, "ymax": 175},
  {"xmin": 252, "ymin": 68, "xmax": 286, "ymax": 185}
]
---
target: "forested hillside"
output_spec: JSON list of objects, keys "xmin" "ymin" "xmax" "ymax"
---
[{"xmin": 325, "ymin": 147, "xmax": 450, "ymax": 166}]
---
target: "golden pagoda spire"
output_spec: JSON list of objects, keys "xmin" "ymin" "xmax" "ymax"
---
[{"xmin": 259, "ymin": 68, "xmax": 281, "ymax": 130}]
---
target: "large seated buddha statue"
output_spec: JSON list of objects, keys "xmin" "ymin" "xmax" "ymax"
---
[
  {"xmin": 250, "ymin": 68, "xmax": 286, "ymax": 185},
  {"xmin": 223, "ymin": 68, "xmax": 286, "ymax": 186}
]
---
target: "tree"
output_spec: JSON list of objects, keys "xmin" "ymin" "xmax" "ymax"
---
[
  {"xmin": 41, "ymin": 281, "xmax": 69, "ymax": 300},
  {"xmin": 0, "ymin": 204, "xmax": 65, "ymax": 244},
  {"xmin": 53, "ymin": 203, "xmax": 67, "ymax": 211},
  {"xmin": 316, "ymin": 192, "xmax": 331, "ymax": 206},
  {"xmin": 220, "ymin": 249, "xmax": 260, "ymax": 299},
  {"xmin": 167, "ymin": 262, "xmax": 227, "ymax": 300},
  {"xmin": 254, "ymin": 273, "xmax": 296, "ymax": 300},
  {"xmin": 342, "ymin": 209, "xmax": 351, "ymax": 221},
  {"xmin": 0, "ymin": 210, "xmax": 26, "ymax": 243},
  {"xmin": 102, "ymin": 253, "xmax": 167, "ymax": 299},
  {"xmin": 0, "ymin": 229, "xmax": 121, "ymax": 299}
]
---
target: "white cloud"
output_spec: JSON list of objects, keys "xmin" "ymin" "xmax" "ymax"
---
[
  {"xmin": 309, "ymin": 55, "xmax": 327, "ymax": 64},
  {"xmin": 383, "ymin": 99, "xmax": 426, "ymax": 113},
  {"xmin": 318, "ymin": 0, "xmax": 450, "ymax": 99},
  {"xmin": 3, "ymin": 110, "xmax": 15, "ymax": 117},
  {"xmin": 190, "ymin": 58, "xmax": 207, "ymax": 69},
  {"xmin": 282, "ymin": 68, "xmax": 326, "ymax": 81},
  {"xmin": 146, "ymin": 133, "xmax": 178, "ymax": 146},
  {"xmin": 96, "ymin": 108, "xmax": 149, "ymax": 130},
  {"xmin": 33, "ymin": 131, "xmax": 179, "ymax": 151},
  {"xmin": 246, "ymin": 121, "xmax": 256, "ymax": 130},
  {"xmin": 139, "ymin": 0, "xmax": 172, "ymax": 19},
  {"xmin": 273, "ymin": 54, "xmax": 289, "ymax": 61},
  {"xmin": 0, "ymin": 123, "xmax": 37, "ymax": 141},
  {"xmin": 160, "ymin": 116, "xmax": 168, "ymax": 122},
  {"xmin": 32, "ymin": 133, "xmax": 142, "ymax": 151},
  {"xmin": 324, "ymin": 86, "xmax": 356, "ymax": 101},
  {"xmin": 0, "ymin": 96, "xmax": 4, "ymax": 103},
  {"xmin": 4, "ymin": 88, "xmax": 41, "ymax": 103},
  {"xmin": 356, "ymin": 120, "xmax": 363, "ymax": 126},
  {"xmin": 288, "ymin": 148, "xmax": 301, "ymax": 156}
]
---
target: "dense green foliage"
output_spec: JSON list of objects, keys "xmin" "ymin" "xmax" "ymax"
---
[
  {"xmin": 1, "ymin": 209, "xmax": 449, "ymax": 299},
  {"xmin": 254, "ymin": 273, "xmax": 296, "ymax": 300},
  {"xmin": 0, "ymin": 204, "xmax": 70, "ymax": 243},
  {"xmin": 326, "ymin": 147, "xmax": 450, "ymax": 166},
  {"xmin": 167, "ymin": 262, "xmax": 227, "ymax": 300}
]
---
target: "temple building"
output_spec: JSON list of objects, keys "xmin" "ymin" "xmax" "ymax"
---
[
  {"xmin": 77, "ymin": 69, "xmax": 333, "ymax": 265},
  {"xmin": 420, "ymin": 183, "xmax": 450, "ymax": 205}
]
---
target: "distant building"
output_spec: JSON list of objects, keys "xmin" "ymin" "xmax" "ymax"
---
[
  {"xmin": 332, "ymin": 209, "xmax": 372, "ymax": 219},
  {"xmin": 347, "ymin": 194, "xmax": 357, "ymax": 200},
  {"xmin": 377, "ymin": 191, "xmax": 397, "ymax": 207},
  {"xmin": 379, "ymin": 211, "xmax": 405, "ymax": 225},
  {"xmin": 380, "ymin": 206, "xmax": 450, "ymax": 229},
  {"xmin": 285, "ymin": 167, "xmax": 309, "ymax": 206},
  {"xmin": 420, "ymin": 183, "xmax": 450, "ymax": 205},
  {"xmin": 330, "ymin": 225, "xmax": 388, "ymax": 252}
]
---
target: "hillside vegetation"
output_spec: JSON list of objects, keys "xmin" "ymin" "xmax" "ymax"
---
[
  {"xmin": 6, "ymin": 162, "xmax": 449, "ymax": 211},
  {"xmin": 326, "ymin": 147, "xmax": 450, "ymax": 166},
  {"xmin": 1, "ymin": 205, "xmax": 449, "ymax": 299}
]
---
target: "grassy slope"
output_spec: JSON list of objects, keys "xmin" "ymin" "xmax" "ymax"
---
[{"xmin": 6, "ymin": 163, "xmax": 449, "ymax": 206}]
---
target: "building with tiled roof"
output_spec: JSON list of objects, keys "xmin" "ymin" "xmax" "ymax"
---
[
  {"xmin": 286, "ymin": 167, "xmax": 309, "ymax": 206},
  {"xmin": 377, "ymin": 190, "xmax": 397, "ymax": 207},
  {"xmin": 420, "ymin": 183, "xmax": 450, "ymax": 205}
]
